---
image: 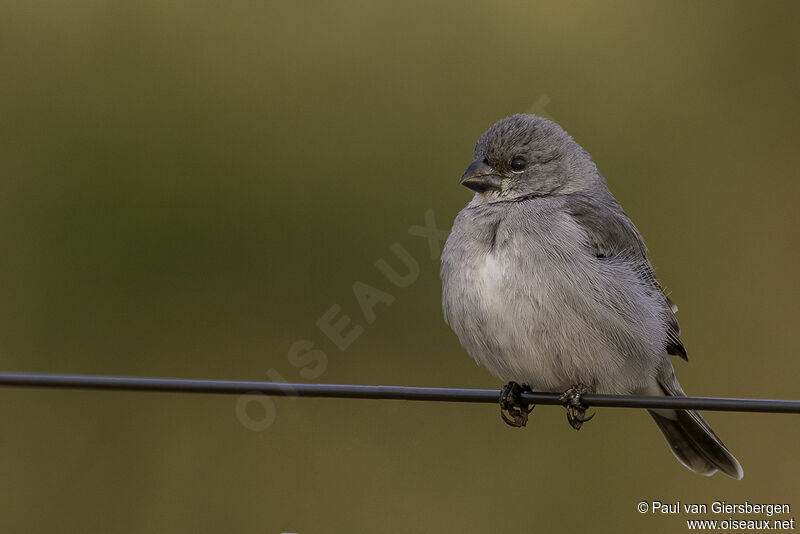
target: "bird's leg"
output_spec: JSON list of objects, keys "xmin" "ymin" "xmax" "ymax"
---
[
  {"xmin": 499, "ymin": 381, "xmax": 534, "ymax": 428},
  {"xmin": 560, "ymin": 384, "xmax": 595, "ymax": 430}
]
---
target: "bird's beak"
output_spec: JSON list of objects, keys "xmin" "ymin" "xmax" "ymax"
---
[{"xmin": 459, "ymin": 158, "xmax": 504, "ymax": 192}]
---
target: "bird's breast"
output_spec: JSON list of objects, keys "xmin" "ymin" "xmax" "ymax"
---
[
  {"xmin": 442, "ymin": 200, "xmax": 658, "ymax": 392},
  {"xmin": 442, "ymin": 207, "xmax": 566, "ymax": 382}
]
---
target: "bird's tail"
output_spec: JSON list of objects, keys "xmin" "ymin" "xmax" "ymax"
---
[{"xmin": 648, "ymin": 370, "xmax": 743, "ymax": 479}]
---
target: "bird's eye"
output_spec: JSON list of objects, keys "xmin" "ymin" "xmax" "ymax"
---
[{"xmin": 510, "ymin": 157, "xmax": 526, "ymax": 172}]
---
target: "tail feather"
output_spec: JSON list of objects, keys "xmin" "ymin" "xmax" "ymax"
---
[{"xmin": 649, "ymin": 371, "xmax": 743, "ymax": 480}]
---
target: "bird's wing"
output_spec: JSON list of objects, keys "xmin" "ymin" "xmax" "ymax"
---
[{"xmin": 563, "ymin": 193, "xmax": 687, "ymax": 360}]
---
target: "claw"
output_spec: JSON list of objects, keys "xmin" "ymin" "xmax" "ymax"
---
[
  {"xmin": 499, "ymin": 381, "xmax": 534, "ymax": 428},
  {"xmin": 560, "ymin": 384, "xmax": 595, "ymax": 431}
]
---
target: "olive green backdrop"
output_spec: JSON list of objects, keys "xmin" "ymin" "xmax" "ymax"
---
[{"xmin": 1, "ymin": 1, "xmax": 798, "ymax": 532}]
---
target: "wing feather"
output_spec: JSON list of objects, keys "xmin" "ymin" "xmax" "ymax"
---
[{"xmin": 563, "ymin": 193, "xmax": 687, "ymax": 360}]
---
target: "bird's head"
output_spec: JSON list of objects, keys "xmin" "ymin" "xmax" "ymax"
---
[{"xmin": 460, "ymin": 114, "xmax": 600, "ymax": 201}]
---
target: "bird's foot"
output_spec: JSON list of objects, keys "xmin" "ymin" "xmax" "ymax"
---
[
  {"xmin": 560, "ymin": 384, "xmax": 595, "ymax": 431},
  {"xmin": 499, "ymin": 381, "xmax": 534, "ymax": 428}
]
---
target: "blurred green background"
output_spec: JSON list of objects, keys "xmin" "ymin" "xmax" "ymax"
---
[{"xmin": 1, "ymin": 1, "xmax": 799, "ymax": 532}]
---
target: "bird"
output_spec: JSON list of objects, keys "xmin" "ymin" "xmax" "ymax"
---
[{"xmin": 440, "ymin": 114, "xmax": 743, "ymax": 479}]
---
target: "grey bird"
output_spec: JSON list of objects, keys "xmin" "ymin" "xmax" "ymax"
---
[{"xmin": 440, "ymin": 114, "xmax": 743, "ymax": 479}]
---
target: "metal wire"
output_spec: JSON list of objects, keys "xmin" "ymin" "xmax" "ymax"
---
[{"xmin": 1, "ymin": 372, "xmax": 798, "ymax": 413}]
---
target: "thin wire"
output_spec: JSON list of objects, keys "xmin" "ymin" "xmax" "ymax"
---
[{"xmin": 0, "ymin": 372, "xmax": 798, "ymax": 413}]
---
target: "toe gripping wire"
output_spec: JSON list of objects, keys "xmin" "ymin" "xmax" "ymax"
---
[{"xmin": 499, "ymin": 381, "xmax": 535, "ymax": 427}]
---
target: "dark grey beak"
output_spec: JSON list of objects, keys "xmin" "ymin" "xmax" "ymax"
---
[{"xmin": 459, "ymin": 158, "xmax": 504, "ymax": 192}]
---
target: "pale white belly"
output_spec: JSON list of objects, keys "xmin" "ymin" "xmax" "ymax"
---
[{"xmin": 445, "ymin": 245, "xmax": 662, "ymax": 395}]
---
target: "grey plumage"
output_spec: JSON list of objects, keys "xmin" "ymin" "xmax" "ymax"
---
[{"xmin": 441, "ymin": 114, "xmax": 742, "ymax": 479}]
